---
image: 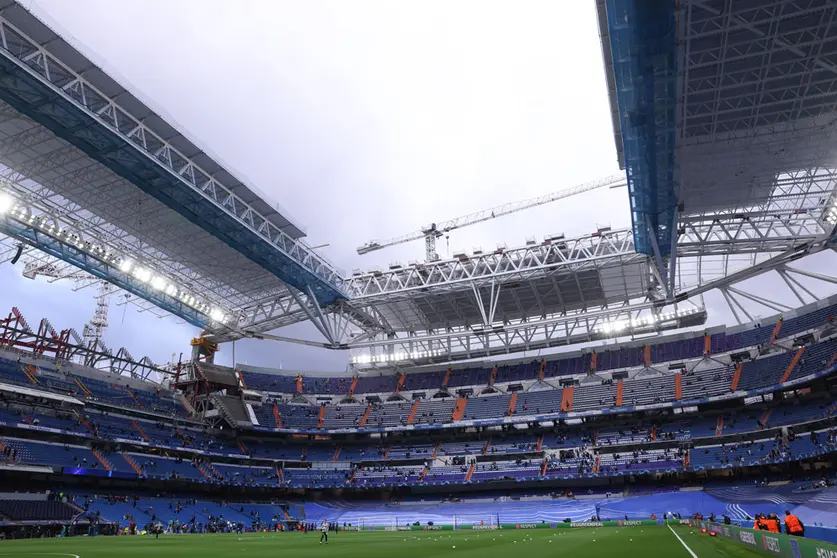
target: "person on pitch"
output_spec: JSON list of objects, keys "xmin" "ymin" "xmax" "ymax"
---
[{"xmin": 319, "ymin": 520, "xmax": 329, "ymax": 544}]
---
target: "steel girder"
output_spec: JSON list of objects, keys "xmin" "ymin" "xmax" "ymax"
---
[
  {"xmin": 0, "ymin": 172, "xmax": 289, "ymax": 312},
  {"xmin": 213, "ymin": 229, "xmax": 647, "ymax": 354},
  {"xmin": 340, "ymin": 210, "xmax": 831, "ymax": 364},
  {"xmin": 0, "ymin": 12, "xmax": 346, "ymax": 305},
  {"xmin": 717, "ymin": 261, "xmax": 837, "ymax": 325},
  {"xmin": 344, "ymin": 245, "xmax": 829, "ymax": 367},
  {"xmin": 0, "ymin": 103, "xmax": 293, "ymax": 310},
  {"xmin": 0, "ymin": 197, "xmax": 211, "ymax": 327},
  {"xmin": 676, "ymin": 0, "xmax": 837, "ymax": 217},
  {"xmin": 1, "ymin": 235, "xmax": 186, "ymax": 322},
  {"xmin": 213, "ymin": 292, "xmax": 393, "ymax": 345},
  {"xmin": 603, "ymin": 0, "xmax": 678, "ymax": 258},
  {"xmin": 345, "ymin": 210, "xmax": 825, "ymax": 300},
  {"xmin": 0, "ymin": 306, "xmax": 166, "ymax": 382},
  {"xmin": 348, "ymin": 300, "xmax": 708, "ymax": 366},
  {"xmin": 672, "ymin": 168, "xmax": 832, "ymax": 292},
  {"xmin": 346, "ymin": 229, "xmax": 640, "ymax": 301},
  {"xmin": 0, "ymin": 0, "xmax": 835, "ymax": 368},
  {"xmin": 679, "ymin": 0, "xmax": 837, "ymax": 139},
  {"xmin": 597, "ymin": 0, "xmax": 837, "ymax": 273},
  {"xmin": 212, "ymin": 206, "xmax": 830, "ymax": 350},
  {"xmin": 677, "ymin": 210, "xmax": 825, "ymax": 258}
]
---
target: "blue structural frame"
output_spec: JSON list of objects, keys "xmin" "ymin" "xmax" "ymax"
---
[
  {"xmin": 605, "ymin": 0, "xmax": 678, "ymax": 257},
  {"xmin": 0, "ymin": 49, "xmax": 345, "ymax": 307},
  {"xmin": 0, "ymin": 215, "xmax": 209, "ymax": 328}
]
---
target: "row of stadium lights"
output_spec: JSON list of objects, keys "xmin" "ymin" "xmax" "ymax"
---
[
  {"xmin": 350, "ymin": 308, "xmax": 704, "ymax": 364},
  {"xmin": 0, "ymin": 191, "xmax": 229, "ymax": 325},
  {"xmin": 596, "ymin": 307, "xmax": 702, "ymax": 334},
  {"xmin": 351, "ymin": 350, "xmax": 446, "ymax": 365}
]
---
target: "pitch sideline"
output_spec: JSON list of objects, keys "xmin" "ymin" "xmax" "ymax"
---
[{"xmin": 667, "ymin": 524, "xmax": 698, "ymax": 558}]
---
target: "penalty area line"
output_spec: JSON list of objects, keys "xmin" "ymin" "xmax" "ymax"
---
[{"xmin": 667, "ymin": 524, "xmax": 698, "ymax": 558}]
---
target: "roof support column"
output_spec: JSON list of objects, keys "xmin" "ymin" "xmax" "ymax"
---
[{"xmin": 287, "ymin": 286, "xmax": 336, "ymax": 346}]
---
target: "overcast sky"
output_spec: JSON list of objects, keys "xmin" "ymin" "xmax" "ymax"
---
[{"xmin": 2, "ymin": 0, "xmax": 836, "ymax": 375}]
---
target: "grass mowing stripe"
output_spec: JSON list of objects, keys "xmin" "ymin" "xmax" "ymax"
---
[
  {"xmin": 0, "ymin": 527, "xmax": 703, "ymax": 557},
  {"xmin": 668, "ymin": 524, "xmax": 698, "ymax": 558}
]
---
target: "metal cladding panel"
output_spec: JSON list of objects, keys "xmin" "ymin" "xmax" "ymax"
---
[
  {"xmin": 198, "ymin": 363, "xmax": 239, "ymax": 387},
  {"xmin": 372, "ymin": 299, "xmax": 427, "ymax": 331},
  {"xmin": 679, "ymin": 116, "xmax": 837, "ymax": 214},
  {"xmin": 676, "ymin": 0, "xmax": 837, "ymax": 215},
  {"xmin": 598, "ymin": 260, "xmax": 648, "ymax": 301},
  {"xmin": 371, "ymin": 265, "xmax": 649, "ymax": 332},
  {"xmin": 0, "ymin": 48, "xmax": 345, "ymax": 306},
  {"xmin": 605, "ymin": 0, "xmax": 677, "ymax": 256},
  {"xmin": 407, "ymin": 273, "xmax": 603, "ymax": 329},
  {"xmin": 680, "ymin": 0, "xmax": 837, "ymax": 141},
  {"xmin": 677, "ymin": 139, "xmax": 779, "ymax": 213}
]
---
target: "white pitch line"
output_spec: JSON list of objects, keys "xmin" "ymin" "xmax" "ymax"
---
[{"xmin": 667, "ymin": 524, "xmax": 698, "ymax": 558}]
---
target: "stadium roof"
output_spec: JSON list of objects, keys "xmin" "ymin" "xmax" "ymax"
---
[
  {"xmin": 0, "ymin": 1, "xmax": 307, "ymax": 241},
  {"xmin": 3, "ymin": 0, "xmax": 837, "ymax": 372},
  {"xmin": 348, "ymin": 229, "xmax": 650, "ymax": 331},
  {"xmin": 599, "ymin": 0, "xmax": 837, "ymax": 258},
  {"xmin": 0, "ymin": 0, "xmax": 347, "ymax": 333}
]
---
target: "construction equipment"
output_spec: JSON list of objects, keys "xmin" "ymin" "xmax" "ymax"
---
[
  {"xmin": 357, "ymin": 174, "xmax": 626, "ymax": 261},
  {"xmin": 21, "ymin": 260, "xmax": 114, "ymax": 346}
]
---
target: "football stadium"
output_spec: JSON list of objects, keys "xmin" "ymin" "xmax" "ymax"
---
[{"xmin": 2, "ymin": 0, "xmax": 837, "ymax": 557}]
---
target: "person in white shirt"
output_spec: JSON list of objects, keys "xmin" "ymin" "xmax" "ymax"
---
[{"xmin": 319, "ymin": 520, "xmax": 329, "ymax": 544}]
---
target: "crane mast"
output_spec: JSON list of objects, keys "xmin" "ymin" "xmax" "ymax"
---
[
  {"xmin": 357, "ymin": 174, "xmax": 626, "ymax": 261},
  {"xmin": 21, "ymin": 260, "xmax": 114, "ymax": 347},
  {"xmin": 82, "ymin": 282, "xmax": 113, "ymax": 347}
]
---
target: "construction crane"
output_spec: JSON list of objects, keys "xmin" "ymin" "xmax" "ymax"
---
[
  {"xmin": 357, "ymin": 174, "xmax": 627, "ymax": 261},
  {"xmin": 22, "ymin": 260, "xmax": 114, "ymax": 347}
]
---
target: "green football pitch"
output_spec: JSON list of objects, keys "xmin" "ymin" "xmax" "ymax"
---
[{"xmin": 0, "ymin": 525, "xmax": 767, "ymax": 558}]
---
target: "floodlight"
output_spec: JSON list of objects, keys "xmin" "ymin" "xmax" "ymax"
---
[
  {"xmin": 150, "ymin": 276, "xmax": 167, "ymax": 291},
  {"xmin": 134, "ymin": 267, "xmax": 152, "ymax": 283},
  {"xmin": 0, "ymin": 192, "xmax": 13, "ymax": 214},
  {"xmin": 119, "ymin": 259, "xmax": 133, "ymax": 273},
  {"xmin": 209, "ymin": 308, "xmax": 226, "ymax": 322}
]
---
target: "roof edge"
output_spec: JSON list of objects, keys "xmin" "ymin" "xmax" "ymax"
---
[{"xmin": 595, "ymin": 0, "xmax": 625, "ymax": 170}]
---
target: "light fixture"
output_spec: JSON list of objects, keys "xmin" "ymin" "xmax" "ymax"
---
[
  {"xmin": 150, "ymin": 276, "xmax": 167, "ymax": 291},
  {"xmin": 0, "ymin": 191, "xmax": 13, "ymax": 214},
  {"xmin": 133, "ymin": 267, "xmax": 152, "ymax": 283},
  {"xmin": 1, "ymin": 196, "xmax": 234, "ymax": 326},
  {"xmin": 209, "ymin": 308, "xmax": 226, "ymax": 322}
]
